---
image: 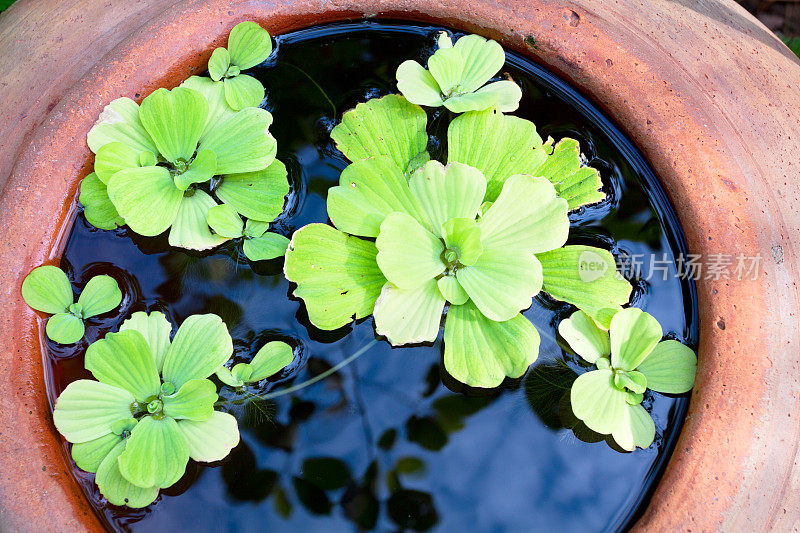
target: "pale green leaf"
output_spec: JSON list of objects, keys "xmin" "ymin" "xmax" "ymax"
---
[
  {"xmin": 96, "ymin": 440, "xmax": 159, "ymax": 507},
  {"xmin": 215, "ymin": 366, "xmax": 244, "ymax": 388},
  {"xmin": 443, "ymin": 80, "xmax": 521, "ymax": 113},
  {"xmin": 570, "ymin": 369, "xmax": 628, "ymax": 434},
  {"xmin": 139, "ymin": 87, "xmax": 208, "ymax": 163},
  {"xmin": 216, "ymin": 158, "xmax": 288, "ymax": 221},
  {"xmin": 427, "ymin": 47, "xmax": 464, "ymax": 95},
  {"xmin": 79, "ymin": 173, "xmax": 124, "ymax": 230},
  {"xmin": 248, "ymin": 341, "xmax": 294, "ymax": 382},
  {"xmin": 162, "ymin": 314, "xmax": 233, "ymax": 390},
  {"xmin": 408, "ymin": 161, "xmax": 486, "ymax": 234},
  {"xmin": 77, "ymin": 275, "xmax": 121, "ymax": 318},
  {"xmin": 375, "ymin": 212, "xmax": 445, "ymax": 289},
  {"xmin": 178, "ymin": 411, "xmax": 240, "ymax": 462},
  {"xmin": 437, "ymin": 275, "xmax": 469, "ymax": 305},
  {"xmin": 120, "ymin": 311, "xmax": 172, "ymax": 373},
  {"xmin": 537, "ymin": 138, "xmax": 605, "ymax": 210},
  {"xmin": 537, "ymin": 245, "xmax": 632, "ymax": 328},
  {"xmin": 22, "ymin": 265, "xmax": 72, "ymax": 314},
  {"xmin": 396, "ymin": 60, "xmax": 444, "ymax": 107},
  {"xmin": 227, "ymin": 21, "xmax": 272, "ymax": 69},
  {"xmin": 53, "ymin": 380, "xmax": 135, "ymax": 443},
  {"xmin": 180, "ymin": 76, "xmax": 236, "ymax": 140},
  {"xmin": 168, "ymin": 190, "xmax": 228, "ymax": 251},
  {"xmin": 373, "ymin": 279, "xmax": 445, "ymax": 345},
  {"xmin": 559, "ymin": 167, "xmax": 605, "ymax": 211},
  {"xmin": 610, "ymin": 308, "xmax": 662, "ymax": 371},
  {"xmin": 140, "ymin": 151, "xmax": 157, "ymax": 166},
  {"xmin": 106, "ymin": 166, "xmax": 182, "ymax": 236},
  {"xmin": 224, "ymin": 74, "xmax": 265, "ymax": 110},
  {"xmin": 208, "ymin": 47, "xmax": 231, "ymax": 81},
  {"xmin": 94, "ymin": 142, "xmax": 143, "ymax": 184},
  {"xmin": 199, "ymin": 107, "xmax": 276, "ymax": 174},
  {"xmin": 448, "ymin": 109, "xmax": 548, "ymax": 201},
  {"xmin": 558, "ymin": 310, "xmax": 610, "ymax": 364},
  {"xmin": 173, "ymin": 148, "xmax": 216, "ymax": 191},
  {"xmin": 283, "ymin": 223, "xmax": 386, "ymax": 330},
  {"xmin": 328, "ymin": 156, "xmax": 425, "ymax": 238},
  {"xmin": 443, "ymin": 301, "xmax": 540, "ymax": 388},
  {"xmin": 442, "ymin": 218, "xmax": 483, "ymax": 266},
  {"xmin": 71, "ymin": 432, "xmax": 122, "ymax": 473},
  {"xmin": 162, "ymin": 379, "xmax": 218, "ymax": 421},
  {"xmin": 85, "ymin": 330, "xmax": 161, "ymax": 401},
  {"xmin": 456, "ymin": 248, "xmax": 542, "ymax": 321},
  {"xmin": 452, "ymin": 34, "xmax": 505, "ymax": 93},
  {"xmin": 87, "ymin": 97, "xmax": 158, "ymax": 154},
  {"xmin": 244, "ymin": 219, "xmax": 270, "ymax": 239},
  {"xmin": 243, "ymin": 232, "xmax": 290, "ymax": 261},
  {"xmin": 46, "ymin": 313, "xmax": 85, "ymax": 344},
  {"xmin": 231, "ymin": 363, "xmax": 252, "ymax": 382},
  {"xmin": 118, "ymin": 416, "xmax": 189, "ymax": 489},
  {"xmin": 206, "ymin": 203, "xmax": 244, "ymax": 238},
  {"xmin": 437, "ymin": 32, "xmax": 453, "ymax": 49},
  {"xmin": 612, "ymin": 403, "xmax": 656, "ymax": 451},
  {"xmin": 615, "ymin": 370, "xmax": 647, "ymax": 394},
  {"xmin": 331, "ymin": 94, "xmax": 428, "ymax": 172},
  {"xmin": 636, "ymin": 339, "xmax": 697, "ymax": 393}
]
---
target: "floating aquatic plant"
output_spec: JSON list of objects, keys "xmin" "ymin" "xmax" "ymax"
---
[
  {"xmin": 559, "ymin": 308, "xmax": 697, "ymax": 450},
  {"xmin": 21, "ymin": 265, "xmax": 121, "ymax": 344},
  {"xmin": 52, "ymin": 312, "xmax": 241, "ymax": 507},
  {"xmin": 206, "ymin": 203, "xmax": 290, "ymax": 262},
  {"xmin": 396, "ymin": 32, "xmax": 522, "ymax": 113},
  {"xmin": 215, "ymin": 340, "xmax": 294, "ymax": 388},
  {"xmin": 208, "ymin": 21, "xmax": 273, "ymax": 110}
]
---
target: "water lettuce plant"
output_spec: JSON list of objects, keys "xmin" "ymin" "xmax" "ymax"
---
[
  {"xmin": 52, "ymin": 312, "xmax": 241, "ymax": 507},
  {"xmin": 559, "ymin": 308, "xmax": 697, "ymax": 450},
  {"xmin": 208, "ymin": 21, "xmax": 272, "ymax": 110},
  {"xmin": 21, "ymin": 265, "xmax": 121, "ymax": 344},
  {"xmin": 215, "ymin": 340, "xmax": 294, "ymax": 388},
  {"xmin": 397, "ymin": 32, "xmax": 522, "ymax": 113}
]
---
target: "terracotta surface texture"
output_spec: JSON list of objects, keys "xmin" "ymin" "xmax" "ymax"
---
[{"xmin": 0, "ymin": 0, "xmax": 799, "ymax": 531}]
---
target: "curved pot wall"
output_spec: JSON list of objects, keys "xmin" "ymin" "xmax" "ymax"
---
[{"xmin": 0, "ymin": 0, "xmax": 798, "ymax": 531}]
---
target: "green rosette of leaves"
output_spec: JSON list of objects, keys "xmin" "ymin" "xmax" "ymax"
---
[
  {"xmin": 207, "ymin": 21, "xmax": 272, "ymax": 110},
  {"xmin": 52, "ymin": 312, "xmax": 241, "ymax": 507},
  {"xmin": 396, "ymin": 32, "xmax": 522, "ymax": 113},
  {"xmin": 21, "ymin": 265, "xmax": 121, "ymax": 344},
  {"xmin": 559, "ymin": 308, "xmax": 697, "ymax": 450},
  {"xmin": 215, "ymin": 340, "xmax": 294, "ymax": 388}
]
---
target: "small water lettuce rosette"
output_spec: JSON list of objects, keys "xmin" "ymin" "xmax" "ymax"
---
[
  {"xmin": 52, "ymin": 312, "xmax": 240, "ymax": 507},
  {"xmin": 22, "ymin": 265, "xmax": 121, "ymax": 344},
  {"xmin": 215, "ymin": 340, "xmax": 294, "ymax": 388},
  {"xmin": 559, "ymin": 308, "xmax": 697, "ymax": 451},
  {"xmin": 207, "ymin": 21, "xmax": 272, "ymax": 110},
  {"xmin": 82, "ymin": 21, "xmax": 289, "ymax": 261},
  {"xmin": 397, "ymin": 32, "xmax": 522, "ymax": 113}
]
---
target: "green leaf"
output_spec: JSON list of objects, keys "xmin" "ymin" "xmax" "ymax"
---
[
  {"xmin": 168, "ymin": 190, "xmax": 228, "ymax": 251},
  {"xmin": 208, "ymin": 47, "xmax": 231, "ymax": 81},
  {"xmin": 118, "ymin": 416, "xmax": 190, "ymax": 489},
  {"xmin": 609, "ymin": 308, "xmax": 662, "ymax": 371},
  {"xmin": 178, "ymin": 411, "xmax": 240, "ymax": 462},
  {"xmin": 408, "ymin": 161, "xmax": 486, "ymax": 235},
  {"xmin": 443, "ymin": 301, "xmax": 540, "ymax": 388},
  {"xmin": 80, "ymin": 173, "xmax": 125, "ymax": 230},
  {"xmin": 443, "ymin": 80, "xmax": 521, "ymax": 113},
  {"xmin": 77, "ymin": 275, "xmax": 121, "ymax": 318},
  {"xmin": 396, "ymin": 60, "xmax": 443, "ymax": 107},
  {"xmin": 536, "ymin": 138, "xmax": 605, "ymax": 210},
  {"xmin": 570, "ymin": 369, "xmax": 628, "ymax": 434},
  {"xmin": 139, "ymin": 87, "xmax": 208, "ymax": 163},
  {"xmin": 427, "ymin": 46, "xmax": 464, "ymax": 95},
  {"xmin": 283, "ymin": 223, "xmax": 386, "ymax": 330},
  {"xmin": 224, "ymin": 74, "xmax": 265, "ymax": 110},
  {"xmin": 442, "ymin": 218, "xmax": 483, "ymax": 266},
  {"xmin": 448, "ymin": 109, "xmax": 548, "ymax": 201},
  {"xmin": 206, "ymin": 203, "xmax": 244, "ymax": 238},
  {"xmin": 120, "ymin": 311, "xmax": 172, "ymax": 373},
  {"xmin": 215, "ymin": 366, "xmax": 244, "ymax": 388},
  {"xmin": 85, "ymin": 330, "xmax": 161, "ymax": 401},
  {"xmin": 162, "ymin": 314, "xmax": 233, "ymax": 390},
  {"xmin": 243, "ymin": 232, "xmax": 290, "ymax": 261},
  {"xmin": 94, "ymin": 142, "xmax": 143, "ymax": 184},
  {"xmin": 537, "ymin": 245, "xmax": 632, "ymax": 328},
  {"xmin": 244, "ymin": 219, "xmax": 270, "ymax": 238},
  {"xmin": 248, "ymin": 341, "xmax": 294, "ymax": 382},
  {"xmin": 71, "ymin": 432, "xmax": 122, "ymax": 473},
  {"xmin": 558, "ymin": 310, "xmax": 610, "ymax": 364},
  {"xmin": 106, "ymin": 166, "xmax": 182, "ymax": 236},
  {"xmin": 452, "ymin": 34, "xmax": 505, "ymax": 93},
  {"xmin": 331, "ymin": 94, "xmax": 428, "ymax": 172},
  {"xmin": 87, "ymin": 97, "xmax": 158, "ymax": 155},
  {"xmin": 53, "ymin": 380, "xmax": 135, "ymax": 443},
  {"xmin": 559, "ymin": 167, "xmax": 605, "ymax": 211},
  {"xmin": 436, "ymin": 275, "xmax": 469, "ymax": 305},
  {"xmin": 227, "ymin": 21, "xmax": 272, "ymax": 69},
  {"xmin": 216, "ymin": 158, "xmax": 288, "ymax": 221},
  {"xmin": 373, "ymin": 280, "xmax": 445, "ymax": 345},
  {"xmin": 199, "ymin": 107, "xmax": 276, "ymax": 175},
  {"xmin": 636, "ymin": 339, "xmax": 696, "ymax": 393},
  {"xmin": 46, "ymin": 313, "xmax": 85, "ymax": 344},
  {"xmin": 615, "ymin": 370, "xmax": 647, "ymax": 394},
  {"xmin": 611, "ymin": 403, "xmax": 656, "ymax": 451},
  {"xmin": 328, "ymin": 156, "xmax": 425, "ymax": 238},
  {"xmin": 173, "ymin": 149, "xmax": 216, "ymax": 191},
  {"xmin": 375, "ymin": 212, "xmax": 445, "ymax": 289},
  {"xmin": 96, "ymin": 440, "xmax": 159, "ymax": 507},
  {"xmin": 456, "ymin": 249, "xmax": 542, "ymax": 322},
  {"xmin": 162, "ymin": 379, "xmax": 217, "ymax": 421},
  {"xmin": 181, "ymin": 76, "xmax": 236, "ymax": 140},
  {"xmin": 22, "ymin": 265, "xmax": 72, "ymax": 314}
]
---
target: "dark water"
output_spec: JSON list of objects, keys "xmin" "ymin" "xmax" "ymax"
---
[{"xmin": 45, "ymin": 21, "xmax": 698, "ymax": 533}]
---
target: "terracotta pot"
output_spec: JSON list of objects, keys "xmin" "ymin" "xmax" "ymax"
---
[{"xmin": 0, "ymin": 0, "xmax": 798, "ymax": 530}]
